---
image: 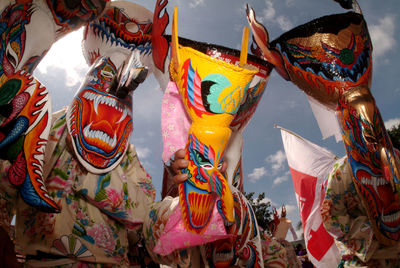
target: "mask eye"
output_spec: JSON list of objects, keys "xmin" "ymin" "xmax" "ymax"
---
[
  {"xmin": 125, "ymin": 22, "xmax": 139, "ymax": 34},
  {"xmin": 217, "ymin": 163, "xmax": 223, "ymax": 170},
  {"xmin": 101, "ymin": 69, "xmax": 114, "ymax": 79},
  {"xmin": 6, "ymin": 42, "xmax": 18, "ymax": 68},
  {"xmin": 201, "ymin": 164, "xmax": 213, "ymax": 170}
]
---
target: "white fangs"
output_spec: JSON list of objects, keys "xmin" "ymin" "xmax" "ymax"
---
[
  {"xmin": 117, "ymin": 108, "xmax": 127, "ymax": 124},
  {"xmin": 214, "ymin": 252, "xmax": 233, "ymax": 262},
  {"xmin": 381, "ymin": 210, "xmax": 400, "ymax": 223},
  {"xmin": 83, "ymin": 122, "xmax": 117, "ymax": 148},
  {"xmin": 82, "ymin": 91, "xmax": 131, "ymax": 122},
  {"xmin": 361, "ymin": 176, "xmax": 388, "ymax": 186},
  {"xmin": 361, "ymin": 176, "xmax": 389, "ymax": 199}
]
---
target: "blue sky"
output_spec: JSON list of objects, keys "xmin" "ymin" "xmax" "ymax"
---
[{"xmin": 34, "ymin": 0, "xmax": 400, "ymax": 239}]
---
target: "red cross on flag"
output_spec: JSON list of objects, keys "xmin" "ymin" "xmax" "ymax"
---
[{"xmin": 279, "ymin": 126, "xmax": 340, "ymax": 268}]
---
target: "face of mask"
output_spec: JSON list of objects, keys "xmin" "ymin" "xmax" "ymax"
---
[{"xmin": 67, "ymin": 56, "xmax": 134, "ymax": 173}]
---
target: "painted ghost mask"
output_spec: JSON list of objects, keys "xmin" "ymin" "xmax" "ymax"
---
[
  {"xmin": 0, "ymin": 0, "xmax": 108, "ymax": 212},
  {"xmin": 67, "ymin": 56, "xmax": 134, "ymax": 173},
  {"xmin": 247, "ymin": 1, "xmax": 400, "ymax": 245},
  {"xmin": 169, "ymin": 8, "xmax": 258, "ymax": 234},
  {"xmin": 67, "ymin": 1, "xmax": 152, "ymax": 173}
]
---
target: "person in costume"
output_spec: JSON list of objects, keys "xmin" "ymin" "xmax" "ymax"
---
[
  {"xmin": 245, "ymin": 0, "xmax": 400, "ymax": 265},
  {"xmin": 143, "ymin": 2, "xmax": 288, "ymax": 267},
  {"xmin": 0, "ymin": 1, "xmax": 177, "ymax": 266},
  {"xmin": 0, "ymin": 0, "xmax": 110, "ymax": 215},
  {"xmin": 0, "ymin": 0, "xmax": 109, "ymax": 265},
  {"xmin": 247, "ymin": 0, "xmax": 400, "ymax": 252},
  {"xmin": 321, "ymin": 149, "xmax": 400, "ymax": 267}
]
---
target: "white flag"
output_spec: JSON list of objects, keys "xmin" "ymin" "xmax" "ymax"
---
[{"xmin": 279, "ymin": 126, "xmax": 341, "ymax": 268}]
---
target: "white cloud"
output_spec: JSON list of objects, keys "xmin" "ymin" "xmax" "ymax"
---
[
  {"xmin": 248, "ymin": 167, "xmax": 267, "ymax": 182},
  {"xmin": 259, "ymin": 0, "xmax": 293, "ymax": 31},
  {"xmin": 385, "ymin": 117, "xmax": 400, "ymax": 130},
  {"xmin": 260, "ymin": 196, "xmax": 275, "ymax": 206},
  {"xmin": 273, "ymin": 171, "xmax": 290, "ymax": 186},
  {"xmin": 37, "ymin": 29, "xmax": 88, "ymax": 87},
  {"xmin": 189, "ymin": 0, "xmax": 204, "ymax": 8},
  {"xmin": 136, "ymin": 146, "xmax": 151, "ymax": 159},
  {"xmin": 276, "ymin": 16, "xmax": 293, "ymax": 31},
  {"xmin": 265, "ymin": 150, "xmax": 287, "ymax": 174},
  {"xmin": 262, "ymin": 0, "xmax": 276, "ymax": 22},
  {"xmin": 370, "ymin": 15, "xmax": 396, "ymax": 59}
]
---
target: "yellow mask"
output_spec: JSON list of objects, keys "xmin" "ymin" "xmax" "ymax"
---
[{"xmin": 170, "ymin": 7, "xmax": 258, "ymax": 234}]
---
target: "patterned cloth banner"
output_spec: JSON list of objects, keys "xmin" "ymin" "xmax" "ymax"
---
[
  {"xmin": 279, "ymin": 126, "xmax": 341, "ymax": 268},
  {"xmin": 161, "ymin": 81, "xmax": 191, "ymax": 163}
]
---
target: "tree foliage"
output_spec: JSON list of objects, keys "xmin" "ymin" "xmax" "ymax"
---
[
  {"xmin": 244, "ymin": 192, "xmax": 272, "ymax": 231},
  {"xmin": 388, "ymin": 123, "xmax": 400, "ymax": 150}
]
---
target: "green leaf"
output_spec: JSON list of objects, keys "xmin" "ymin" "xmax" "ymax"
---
[{"xmin": 94, "ymin": 189, "xmax": 107, "ymax": 202}]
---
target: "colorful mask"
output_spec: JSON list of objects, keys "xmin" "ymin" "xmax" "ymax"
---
[
  {"xmin": 0, "ymin": 0, "xmax": 107, "ymax": 212},
  {"xmin": 67, "ymin": 1, "xmax": 153, "ymax": 173},
  {"xmin": 169, "ymin": 8, "xmax": 258, "ymax": 234},
  {"xmin": 174, "ymin": 37, "xmax": 273, "ymax": 191},
  {"xmin": 247, "ymin": 2, "xmax": 400, "ymax": 245}
]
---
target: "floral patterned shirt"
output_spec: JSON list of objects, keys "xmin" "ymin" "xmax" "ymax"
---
[
  {"xmin": 6, "ymin": 109, "xmax": 155, "ymax": 267},
  {"xmin": 321, "ymin": 157, "xmax": 400, "ymax": 267}
]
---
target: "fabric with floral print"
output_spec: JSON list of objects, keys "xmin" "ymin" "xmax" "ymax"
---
[
  {"xmin": 11, "ymin": 109, "xmax": 155, "ymax": 267},
  {"xmin": 161, "ymin": 81, "xmax": 191, "ymax": 164},
  {"xmin": 321, "ymin": 157, "xmax": 400, "ymax": 267},
  {"xmin": 260, "ymin": 232, "xmax": 289, "ymax": 268}
]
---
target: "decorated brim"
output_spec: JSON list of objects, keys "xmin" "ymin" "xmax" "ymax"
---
[
  {"xmin": 169, "ymin": 7, "xmax": 259, "ymax": 125},
  {"xmin": 82, "ymin": 1, "xmax": 153, "ymax": 66},
  {"xmin": 271, "ymin": 12, "xmax": 372, "ymax": 108}
]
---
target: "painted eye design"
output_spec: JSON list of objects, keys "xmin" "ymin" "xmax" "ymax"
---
[
  {"xmin": 217, "ymin": 163, "xmax": 223, "ymax": 170},
  {"xmin": 193, "ymin": 149, "xmax": 214, "ymax": 170},
  {"xmin": 125, "ymin": 22, "xmax": 139, "ymax": 34},
  {"xmin": 6, "ymin": 42, "xmax": 18, "ymax": 68},
  {"xmin": 201, "ymin": 163, "xmax": 214, "ymax": 170},
  {"xmin": 100, "ymin": 69, "xmax": 114, "ymax": 79}
]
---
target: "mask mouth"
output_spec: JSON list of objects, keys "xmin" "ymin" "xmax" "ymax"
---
[
  {"xmin": 212, "ymin": 239, "xmax": 235, "ymax": 265},
  {"xmin": 67, "ymin": 86, "xmax": 133, "ymax": 172},
  {"xmin": 77, "ymin": 89, "xmax": 132, "ymax": 154},
  {"xmin": 355, "ymin": 169, "xmax": 400, "ymax": 240}
]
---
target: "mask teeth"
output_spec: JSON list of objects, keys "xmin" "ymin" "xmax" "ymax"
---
[
  {"xmin": 188, "ymin": 191, "xmax": 213, "ymax": 229},
  {"xmin": 381, "ymin": 210, "xmax": 400, "ymax": 223},
  {"xmin": 83, "ymin": 122, "xmax": 117, "ymax": 148}
]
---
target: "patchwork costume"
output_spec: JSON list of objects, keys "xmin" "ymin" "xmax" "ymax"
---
[
  {"xmin": 0, "ymin": 1, "xmax": 158, "ymax": 266},
  {"xmin": 322, "ymin": 157, "xmax": 400, "ymax": 267},
  {"xmin": 10, "ymin": 109, "xmax": 155, "ymax": 267}
]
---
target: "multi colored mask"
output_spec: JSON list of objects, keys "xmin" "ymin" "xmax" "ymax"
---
[
  {"xmin": 0, "ymin": 0, "xmax": 107, "ymax": 212},
  {"xmin": 247, "ymin": 1, "xmax": 400, "ymax": 245},
  {"xmin": 67, "ymin": 1, "xmax": 152, "ymax": 173},
  {"xmin": 169, "ymin": 8, "xmax": 258, "ymax": 234},
  {"xmin": 165, "ymin": 36, "xmax": 273, "ymax": 191}
]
